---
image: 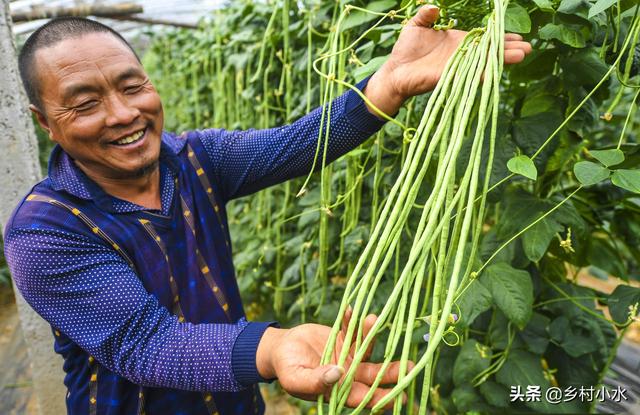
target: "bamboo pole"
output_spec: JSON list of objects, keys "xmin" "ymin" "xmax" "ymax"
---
[
  {"xmin": 109, "ymin": 14, "xmax": 198, "ymax": 29},
  {"xmin": 11, "ymin": 3, "xmax": 143, "ymax": 22}
]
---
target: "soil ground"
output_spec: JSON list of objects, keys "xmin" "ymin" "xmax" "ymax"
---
[{"xmin": 0, "ymin": 288, "xmax": 38, "ymax": 415}]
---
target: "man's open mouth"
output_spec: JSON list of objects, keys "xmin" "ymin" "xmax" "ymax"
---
[{"xmin": 113, "ymin": 129, "xmax": 146, "ymax": 146}]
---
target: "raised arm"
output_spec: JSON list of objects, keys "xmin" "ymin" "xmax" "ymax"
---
[
  {"xmin": 198, "ymin": 6, "xmax": 530, "ymax": 202},
  {"xmin": 198, "ymin": 79, "xmax": 385, "ymax": 201}
]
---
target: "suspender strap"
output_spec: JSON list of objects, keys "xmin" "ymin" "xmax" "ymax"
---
[{"xmin": 25, "ymin": 194, "xmax": 137, "ymax": 272}]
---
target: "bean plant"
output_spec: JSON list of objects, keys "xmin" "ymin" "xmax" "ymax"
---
[{"xmin": 144, "ymin": 0, "xmax": 640, "ymax": 413}]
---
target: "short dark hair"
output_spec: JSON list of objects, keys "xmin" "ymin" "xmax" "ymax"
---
[{"xmin": 18, "ymin": 17, "xmax": 140, "ymax": 111}]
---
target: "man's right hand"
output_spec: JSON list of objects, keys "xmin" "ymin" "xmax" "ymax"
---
[{"xmin": 364, "ymin": 5, "xmax": 532, "ymax": 117}]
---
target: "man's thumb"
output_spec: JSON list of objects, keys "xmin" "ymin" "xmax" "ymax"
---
[
  {"xmin": 412, "ymin": 5, "xmax": 440, "ymax": 28},
  {"xmin": 321, "ymin": 365, "xmax": 345, "ymax": 386}
]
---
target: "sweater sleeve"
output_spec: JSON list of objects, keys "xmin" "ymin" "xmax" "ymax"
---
[
  {"xmin": 198, "ymin": 77, "xmax": 386, "ymax": 201},
  {"xmin": 3, "ymin": 226, "xmax": 266, "ymax": 391}
]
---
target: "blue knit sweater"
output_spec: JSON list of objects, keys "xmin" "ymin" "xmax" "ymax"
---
[{"xmin": 4, "ymin": 80, "xmax": 385, "ymax": 415}]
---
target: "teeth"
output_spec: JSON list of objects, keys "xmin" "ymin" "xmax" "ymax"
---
[{"xmin": 115, "ymin": 130, "xmax": 144, "ymax": 145}]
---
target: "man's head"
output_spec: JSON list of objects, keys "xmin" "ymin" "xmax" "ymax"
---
[{"xmin": 19, "ymin": 17, "xmax": 164, "ymax": 180}]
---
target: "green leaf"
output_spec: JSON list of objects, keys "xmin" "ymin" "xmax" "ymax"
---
[
  {"xmin": 343, "ymin": 225, "xmax": 368, "ymax": 257},
  {"xmin": 297, "ymin": 209, "xmax": 319, "ymax": 228},
  {"xmin": 543, "ymin": 283, "xmax": 601, "ymax": 320},
  {"xmin": 548, "ymin": 315, "xmax": 599, "ymax": 357},
  {"xmin": 573, "ymin": 161, "xmax": 611, "ymax": 185},
  {"xmin": 608, "ymin": 285, "xmax": 640, "ymax": 324},
  {"xmin": 520, "ymin": 93, "xmax": 563, "ymax": 117},
  {"xmin": 340, "ymin": 0, "xmax": 395, "ymax": 32},
  {"xmin": 297, "ymin": 187, "xmax": 320, "ymax": 206},
  {"xmin": 489, "ymin": 310, "xmax": 511, "ymax": 349},
  {"xmin": 433, "ymin": 346, "xmax": 457, "ymax": 390},
  {"xmin": 587, "ymin": 238, "xmax": 627, "ymax": 280},
  {"xmin": 592, "ymin": 314, "xmax": 617, "ymax": 362},
  {"xmin": 480, "ymin": 228, "xmax": 514, "ymax": 264},
  {"xmin": 532, "ymin": 0, "xmax": 555, "ymax": 12},
  {"xmin": 457, "ymin": 280, "xmax": 493, "ymax": 327},
  {"xmin": 281, "ymin": 258, "xmax": 301, "ymax": 286},
  {"xmin": 451, "ymin": 384, "xmax": 485, "ymax": 413},
  {"xmin": 453, "ymin": 339, "xmax": 492, "ymax": 386},
  {"xmin": 620, "ymin": 0, "xmax": 640, "ymax": 13},
  {"xmin": 481, "ymin": 263, "xmax": 533, "ymax": 329},
  {"xmin": 588, "ymin": 0, "xmax": 618, "ymax": 19},
  {"xmin": 505, "ymin": 3, "xmax": 532, "ymax": 33},
  {"xmin": 519, "ymin": 313, "xmax": 551, "ymax": 354},
  {"xmin": 479, "ymin": 381, "xmax": 509, "ymax": 408},
  {"xmin": 507, "ymin": 155, "xmax": 537, "ymax": 180},
  {"xmin": 509, "ymin": 50, "xmax": 558, "ymax": 83},
  {"xmin": 496, "ymin": 349, "xmax": 586, "ymax": 413},
  {"xmin": 512, "ymin": 112, "xmax": 564, "ymax": 168},
  {"xmin": 445, "ymin": 242, "xmax": 482, "ymax": 283},
  {"xmin": 539, "ymin": 23, "xmax": 586, "ymax": 48},
  {"xmin": 562, "ymin": 50, "xmax": 610, "ymax": 86},
  {"xmin": 589, "ymin": 149, "xmax": 625, "ymax": 167},
  {"xmin": 496, "ymin": 350, "xmax": 555, "ymax": 413},
  {"xmin": 546, "ymin": 133, "xmax": 583, "ymax": 172},
  {"xmin": 549, "ymin": 354, "xmax": 598, "ymax": 412},
  {"xmin": 353, "ymin": 55, "xmax": 388, "ymax": 83},
  {"xmin": 611, "ymin": 169, "xmax": 640, "ymax": 193},
  {"xmin": 558, "ymin": 0, "xmax": 590, "ymax": 17},
  {"xmin": 497, "ymin": 189, "xmax": 586, "ymax": 239},
  {"xmin": 558, "ymin": 0, "xmax": 582, "ymax": 11},
  {"xmin": 522, "ymin": 217, "xmax": 563, "ymax": 261}
]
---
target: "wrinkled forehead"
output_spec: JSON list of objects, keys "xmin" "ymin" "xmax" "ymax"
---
[
  {"xmin": 34, "ymin": 33, "xmax": 145, "ymax": 98},
  {"xmin": 35, "ymin": 32, "xmax": 139, "ymax": 73}
]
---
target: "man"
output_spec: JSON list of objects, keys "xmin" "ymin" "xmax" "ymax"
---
[{"xmin": 4, "ymin": 5, "xmax": 531, "ymax": 415}]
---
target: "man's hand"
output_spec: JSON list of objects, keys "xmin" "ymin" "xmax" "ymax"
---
[
  {"xmin": 256, "ymin": 310, "xmax": 409, "ymax": 409},
  {"xmin": 364, "ymin": 5, "xmax": 533, "ymax": 117}
]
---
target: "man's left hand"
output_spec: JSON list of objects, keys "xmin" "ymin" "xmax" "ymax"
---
[{"xmin": 256, "ymin": 309, "xmax": 409, "ymax": 409}]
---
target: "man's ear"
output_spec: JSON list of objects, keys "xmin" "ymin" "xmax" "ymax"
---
[{"xmin": 29, "ymin": 104, "xmax": 53, "ymax": 140}]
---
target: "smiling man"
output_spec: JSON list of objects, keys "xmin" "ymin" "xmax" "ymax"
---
[{"xmin": 4, "ymin": 8, "xmax": 531, "ymax": 415}]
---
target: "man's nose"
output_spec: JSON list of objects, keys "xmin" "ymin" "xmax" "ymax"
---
[{"xmin": 104, "ymin": 93, "xmax": 140, "ymax": 127}]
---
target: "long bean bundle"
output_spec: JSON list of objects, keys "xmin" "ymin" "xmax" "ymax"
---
[{"xmin": 319, "ymin": 1, "xmax": 508, "ymax": 413}]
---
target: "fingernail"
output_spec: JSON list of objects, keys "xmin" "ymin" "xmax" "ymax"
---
[{"xmin": 322, "ymin": 366, "xmax": 344, "ymax": 384}]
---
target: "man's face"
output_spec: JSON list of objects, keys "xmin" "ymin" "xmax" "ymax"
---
[{"xmin": 33, "ymin": 32, "xmax": 164, "ymax": 180}]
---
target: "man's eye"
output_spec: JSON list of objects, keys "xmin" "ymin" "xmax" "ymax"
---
[
  {"xmin": 125, "ymin": 84, "xmax": 144, "ymax": 94},
  {"xmin": 74, "ymin": 100, "xmax": 98, "ymax": 111}
]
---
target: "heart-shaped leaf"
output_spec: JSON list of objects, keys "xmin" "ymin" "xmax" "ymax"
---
[
  {"xmin": 507, "ymin": 155, "xmax": 537, "ymax": 180},
  {"xmin": 588, "ymin": 0, "xmax": 617, "ymax": 19},
  {"xmin": 611, "ymin": 169, "xmax": 640, "ymax": 193},
  {"xmin": 505, "ymin": 4, "xmax": 532, "ymax": 33},
  {"xmin": 608, "ymin": 285, "xmax": 640, "ymax": 324},
  {"xmin": 589, "ymin": 149, "xmax": 624, "ymax": 167},
  {"xmin": 481, "ymin": 263, "xmax": 533, "ymax": 329},
  {"xmin": 453, "ymin": 339, "xmax": 491, "ymax": 386},
  {"xmin": 573, "ymin": 161, "xmax": 610, "ymax": 186},
  {"xmin": 353, "ymin": 55, "xmax": 388, "ymax": 82},
  {"xmin": 532, "ymin": 0, "xmax": 555, "ymax": 12},
  {"xmin": 340, "ymin": 0, "xmax": 396, "ymax": 32},
  {"xmin": 522, "ymin": 217, "xmax": 563, "ymax": 262},
  {"xmin": 539, "ymin": 23, "xmax": 586, "ymax": 48}
]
